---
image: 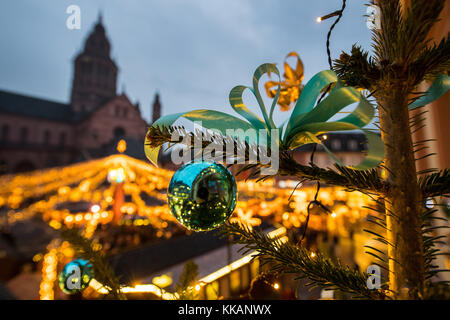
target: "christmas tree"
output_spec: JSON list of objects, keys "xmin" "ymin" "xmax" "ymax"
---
[{"xmin": 145, "ymin": 0, "xmax": 450, "ymax": 300}]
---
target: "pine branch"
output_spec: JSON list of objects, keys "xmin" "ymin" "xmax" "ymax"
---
[
  {"xmin": 146, "ymin": 125, "xmax": 388, "ymax": 194},
  {"xmin": 411, "ymin": 33, "xmax": 450, "ymax": 83},
  {"xmin": 421, "ymin": 206, "xmax": 450, "ymax": 282},
  {"xmin": 279, "ymin": 153, "xmax": 387, "ymax": 194},
  {"xmin": 60, "ymin": 228, "xmax": 127, "ymax": 300},
  {"xmin": 333, "ymin": 45, "xmax": 380, "ymax": 90},
  {"xmin": 419, "ymin": 169, "xmax": 450, "ymax": 198},
  {"xmin": 175, "ymin": 260, "xmax": 199, "ymax": 300},
  {"xmin": 219, "ymin": 222, "xmax": 388, "ymax": 299},
  {"xmin": 373, "ymin": 0, "xmax": 445, "ymax": 66},
  {"xmin": 146, "ymin": 125, "xmax": 264, "ymax": 165}
]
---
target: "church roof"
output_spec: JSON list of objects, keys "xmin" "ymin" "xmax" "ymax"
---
[{"xmin": 0, "ymin": 89, "xmax": 74, "ymax": 122}]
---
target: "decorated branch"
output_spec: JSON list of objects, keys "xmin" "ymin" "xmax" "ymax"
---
[
  {"xmin": 145, "ymin": 63, "xmax": 385, "ymax": 171},
  {"xmin": 143, "ymin": 0, "xmax": 450, "ymax": 301}
]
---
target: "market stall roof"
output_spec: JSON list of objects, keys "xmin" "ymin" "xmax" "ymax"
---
[{"xmin": 110, "ymin": 222, "xmax": 275, "ymax": 285}]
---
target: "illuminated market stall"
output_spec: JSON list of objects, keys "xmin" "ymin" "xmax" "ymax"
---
[{"xmin": 0, "ymin": 151, "xmax": 384, "ymax": 300}]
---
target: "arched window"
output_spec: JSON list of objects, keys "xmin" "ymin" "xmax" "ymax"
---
[
  {"xmin": 43, "ymin": 130, "xmax": 51, "ymax": 145},
  {"xmin": 347, "ymin": 139, "xmax": 358, "ymax": 151},
  {"xmin": 331, "ymin": 139, "xmax": 341, "ymax": 150},
  {"xmin": 1, "ymin": 124, "xmax": 9, "ymax": 141},
  {"xmin": 20, "ymin": 127, "xmax": 28, "ymax": 144}
]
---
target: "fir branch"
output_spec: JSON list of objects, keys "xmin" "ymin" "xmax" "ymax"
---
[
  {"xmin": 175, "ymin": 260, "xmax": 199, "ymax": 300},
  {"xmin": 373, "ymin": 0, "xmax": 445, "ymax": 66},
  {"xmin": 411, "ymin": 33, "xmax": 450, "ymax": 83},
  {"xmin": 421, "ymin": 205, "xmax": 450, "ymax": 282},
  {"xmin": 60, "ymin": 228, "xmax": 127, "ymax": 300},
  {"xmin": 146, "ymin": 125, "xmax": 263, "ymax": 165},
  {"xmin": 419, "ymin": 169, "xmax": 450, "ymax": 198},
  {"xmin": 333, "ymin": 45, "xmax": 380, "ymax": 90},
  {"xmin": 147, "ymin": 125, "xmax": 388, "ymax": 194},
  {"xmin": 278, "ymin": 153, "xmax": 387, "ymax": 195},
  {"xmin": 220, "ymin": 222, "xmax": 388, "ymax": 299}
]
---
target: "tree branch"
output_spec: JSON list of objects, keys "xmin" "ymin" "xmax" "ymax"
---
[{"xmin": 220, "ymin": 222, "xmax": 388, "ymax": 299}]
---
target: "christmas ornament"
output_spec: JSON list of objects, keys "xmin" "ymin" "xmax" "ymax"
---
[
  {"xmin": 265, "ymin": 51, "xmax": 305, "ymax": 111},
  {"xmin": 167, "ymin": 161, "xmax": 237, "ymax": 231},
  {"xmin": 58, "ymin": 259, "xmax": 93, "ymax": 294}
]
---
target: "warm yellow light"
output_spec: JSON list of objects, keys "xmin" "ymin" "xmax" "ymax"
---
[
  {"xmin": 316, "ymin": 17, "xmax": 322, "ymax": 23},
  {"xmin": 200, "ymin": 228, "xmax": 287, "ymax": 284},
  {"xmin": 310, "ymin": 252, "xmax": 316, "ymax": 258},
  {"xmin": 273, "ymin": 283, "xmax": 280, "ymax": 290},
  {"xmin": 89, "ymin": 279, "xmax": 177, "ymax": 300},
  {"xmin": 331, "ymin": 212, "xmax": 337, "ymax": 218},
  {"xmin": 152, "ymin": 274, "xmax": 173, "ymax": 288},
  {"xmin": 194, "ymin": 284, "xmax": 201, "ymax": 291},
  {"xmin": 90, "ymin": 204, "xmax": 100, "ymax": 213},
  {"xmin": 117, "ymin": 139, "xmax": 127, "ymax": 153},
  {"xmin": 322, "ymin": 134, "xmax": 327, "ymax": 140}
]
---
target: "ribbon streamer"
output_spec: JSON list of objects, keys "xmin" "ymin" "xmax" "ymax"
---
[{"xmin": 408, "ymin": 74, "xmax": 450, "ymax": 110}]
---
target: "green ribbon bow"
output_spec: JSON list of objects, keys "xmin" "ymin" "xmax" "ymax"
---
[
  {"xmin": 408, "ymin": 74, "xmax": 450, "ymax": 110},
  {"xmin": 145, "ymin": 63, "xmax": 449, "ymax": 171}
]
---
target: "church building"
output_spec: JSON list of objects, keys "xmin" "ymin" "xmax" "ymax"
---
[{"xmin": 0, "ymin": 16, "xmax": 161, "ymax": 173}]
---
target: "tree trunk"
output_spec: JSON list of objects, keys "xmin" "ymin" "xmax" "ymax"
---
[{"xmin": 376, "ymin": 85, "xmax": 425, "ymax": 299}]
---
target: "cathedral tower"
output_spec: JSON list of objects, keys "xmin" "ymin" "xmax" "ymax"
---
[{"xmin": 70, "ymin": 14, "xmax": 118, "ymax": 113}]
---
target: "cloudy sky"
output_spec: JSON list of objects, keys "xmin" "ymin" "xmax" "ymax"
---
[{"xmin": 0, "ymin": 0, "xmax": 373, "ymax": 125}]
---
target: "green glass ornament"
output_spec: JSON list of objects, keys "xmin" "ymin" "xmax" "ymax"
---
[
  {"xmin": 167, "ymin": 161, "xmax": 237, "ymax": 231},
  {"xmin": 58, "ymin": 259, "xmax": 93, "ymax": 294}
]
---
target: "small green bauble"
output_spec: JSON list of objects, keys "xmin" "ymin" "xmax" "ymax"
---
[
  {"xmin": 58, "ymin": 259, "xmax": 93, "ymax": 294},
  {"xmin": 167, "ymin": 161, "xmax": 237, "ymax": 231}
]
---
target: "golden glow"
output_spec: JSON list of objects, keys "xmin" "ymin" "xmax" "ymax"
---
[
  {"xmin": 89, "ymin": 227, "xmax": 287, "ymax": 300},
  {"xmin": 90, "ymin": 204, "xmax": 100, "ymax": 213},
  {"xmin": 273, "ymin": 283, "xmax": 280, "ymax": 290},
  {"xmin": 0, "ymin": 154, "xmax": 378, "ymax": 300},
  {"xmin": 117, "ymin": 139, "xmax": 127, "ymax": 153},
  {"xmin": 89, "ymin": 279, "xmax": 178, "ymax": 300},
  {"xmin": 152, "ymin": 274, "xmax": 173, "ymax": 288},
  {"xmin": 316, "ymin": 17, "xmax": 322, "ymax": 23},
  {"xmin": 199, "ymin": 227, "xmax": 287, "ymax": 284}
]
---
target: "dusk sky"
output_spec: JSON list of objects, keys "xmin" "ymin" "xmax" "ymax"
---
[{"xmin": 0, "ymin": 0, "xmax": 373, "ymax": 125}]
